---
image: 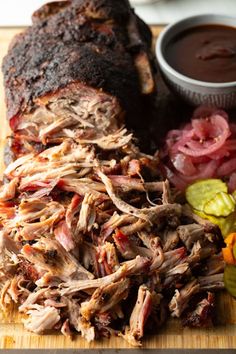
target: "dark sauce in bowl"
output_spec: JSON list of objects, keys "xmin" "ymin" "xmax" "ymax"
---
[{"xmin": 165, "ymin": 24, "xmax": 236, "ymax": 83}]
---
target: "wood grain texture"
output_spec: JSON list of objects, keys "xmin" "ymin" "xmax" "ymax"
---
[{"xmin": 0, "ymin": 26, "xmax": 236, "ymax": 349}]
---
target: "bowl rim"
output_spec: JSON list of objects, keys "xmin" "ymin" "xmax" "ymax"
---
[{"xmin": 156, "ymin": 13, "xmax": 236, "ymax": 88}]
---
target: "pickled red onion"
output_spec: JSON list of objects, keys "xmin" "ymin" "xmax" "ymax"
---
[
  {"xmin": 178, "ymin": 115, "xmax": 230, "ymax": 157},
  {"xmin": 217, "ymin": 157, "xmax": 236, "ymax": 177},
  {"xmin": 160, "ymin": 107, "xmax": 236, "ymax": 191},
  {"xmin": 228, "ymin": 173, "xmax": 236, "ymax": 193}
]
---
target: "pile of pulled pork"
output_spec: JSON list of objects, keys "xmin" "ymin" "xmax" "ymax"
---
[{"xmin": 0, "ymin": 127, "xmax": 224, "ymax": 345}]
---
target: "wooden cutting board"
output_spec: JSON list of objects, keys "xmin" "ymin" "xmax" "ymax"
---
[{"xmin": 0, "ymin": 26, "xmax": 236, "ymax": 350}]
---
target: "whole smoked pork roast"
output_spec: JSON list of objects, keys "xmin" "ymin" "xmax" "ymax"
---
[{"xmin": 2, "ymin": 0, "xmax": 156, "ymax": 154}]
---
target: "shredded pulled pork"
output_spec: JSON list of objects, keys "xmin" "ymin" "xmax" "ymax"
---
[
  {"xmin": 0, "ymin": 130, "xmax": 224, "ymax": 345},
  {"xmin": 23, "ymin": 305, "xmax": 60, "ymax": 334},
  {"xmin": 122, "ymin": 285, "xmax": 154, "ymax": 346}
]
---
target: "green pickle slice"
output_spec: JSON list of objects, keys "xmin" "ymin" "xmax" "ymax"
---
[
  {"xmin": 233, "ymin": 244, "xmax": 236, "ymax": 260},
  {"xmin": 186, "ymin": 179, "xmax": 228, "ymax": 212},
  {"xmin": 203, "ymin": 192, "xmax": 235, "ymax": 217},
  {"xmin": 193, "ymin": 209, "xmax": 236, "ymax": 238},
  {"xmin": 233, "ymin": 190, "xmax": 236, "ymax": 201},
  {"xmin": 224, "ymin": 265, "xmax": 236, "ymax": 298}
]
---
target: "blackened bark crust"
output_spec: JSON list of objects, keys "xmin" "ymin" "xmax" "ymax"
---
[{"xmin": 2, "ymin": 0, "xmax": 155, "ymax": 126}]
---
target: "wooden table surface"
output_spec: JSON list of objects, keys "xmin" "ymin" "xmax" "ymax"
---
[{"xmin": 0, "ymin": 26, "xmax": 236, "ymax": 350}]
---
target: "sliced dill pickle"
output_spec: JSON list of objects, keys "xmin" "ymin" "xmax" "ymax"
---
[
  {"xmin": 203, "ymin": 192, "xmax": 235, "ymax": 217},
  {"xmin": 224, "ymin": 264, "xmax": 236, "ymax": 298},
  {"xmin": 233, "ymin": 244, "xmax": 236, "ymax": 260},
  {"xmin": 193, "ymin": 208, "xmax": 223, "ymax": 229},
  {"xmin": 233, "ymin": 190, "xmax": 236, "ymax": 201},
  {"xmin": 193, "ymin": 209, "xmax": 236, "ymax": 238},
  {"xmin": 220, "ymin": 212, "xmax": 236, "ymax": 238},
  {"xmin": 186, "ymin": 179, "xmax": 228, "ymax": 211}
]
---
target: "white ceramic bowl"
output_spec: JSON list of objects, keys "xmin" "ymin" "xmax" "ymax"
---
[{"xmin": 156, "ymin": 14, "xmax": 236, "ymax": 109}]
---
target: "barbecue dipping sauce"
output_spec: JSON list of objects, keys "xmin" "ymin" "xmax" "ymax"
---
[{"xmin": 165, "ymin": 24, "xmax": 236, "ymax": 83}]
